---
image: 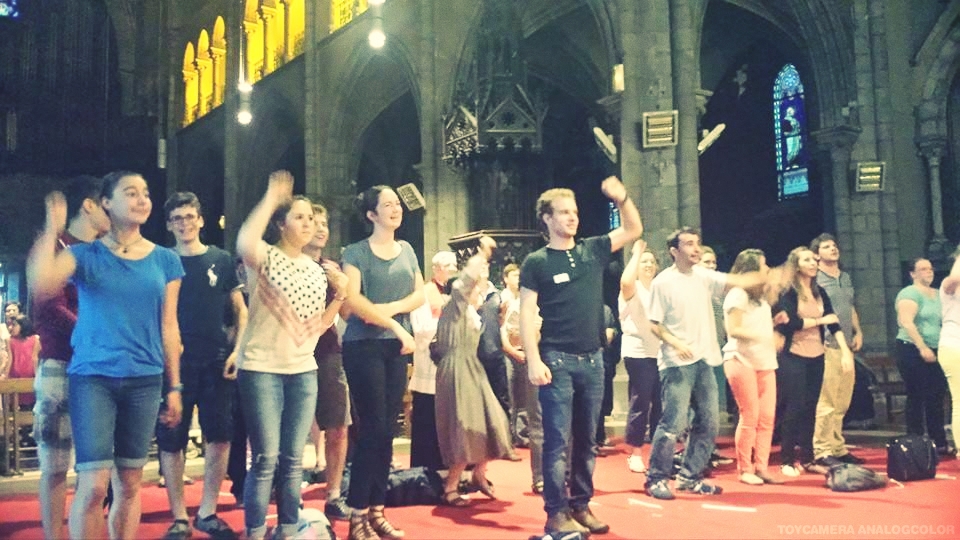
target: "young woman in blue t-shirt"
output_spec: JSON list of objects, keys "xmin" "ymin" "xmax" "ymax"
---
[{"xmin": 28, "ymin": 171, "xmax": 185, "ymax": 540}]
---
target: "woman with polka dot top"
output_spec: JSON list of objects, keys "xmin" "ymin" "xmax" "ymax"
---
[
  {"xmin": 234, "ymin": 170, "xmax": 349, "ymax": 540},
  {"xmin": 340, "ymin": 185, "xmax": 423, "ymax": 540}
]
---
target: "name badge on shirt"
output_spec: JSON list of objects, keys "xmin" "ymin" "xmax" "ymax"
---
[{"xmin": 553, "ymin": 273, "xmax": 570, "ymax": 284}]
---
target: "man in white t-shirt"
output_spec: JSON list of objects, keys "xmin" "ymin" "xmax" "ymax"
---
[{"xmin": 645, "ymin": 228, "xmax": 764, "ymax": 500}]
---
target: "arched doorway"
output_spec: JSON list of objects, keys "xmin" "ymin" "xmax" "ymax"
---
[{"xmin": 698, "ymin": 2, "xmax": 824, "ymax": 267}]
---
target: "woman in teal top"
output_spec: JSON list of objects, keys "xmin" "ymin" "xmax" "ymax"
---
[{"xmin": 895, "ymin": 257, "xmax": 948, "ymax": 452}]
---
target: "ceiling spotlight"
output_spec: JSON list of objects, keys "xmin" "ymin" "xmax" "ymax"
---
[
  {"xmin": 238, "ymin": 81, "xmax": 253, "ymax": 93},
  {"xmin": 368, "ymin": 28, "xmax": 386, "ymax": 49},
  {"xmin": 368, "ymin": 0, "xmax": 385, "ymax": 5},
  {"xmin": 237, "ymin": 110, "xmax": 252, "ymax": 125}
]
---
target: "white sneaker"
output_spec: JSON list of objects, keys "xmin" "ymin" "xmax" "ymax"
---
[
  {"xmin": 627, "ymin": 455, "xmax": 646, "ymax": 473},
  {"xmin": 780, "ymin": 464, "xmax": 802, "ymax": 477},
  {"xmin": 739, "ymin": 473, "xmax": 764, "ymax": 485}
]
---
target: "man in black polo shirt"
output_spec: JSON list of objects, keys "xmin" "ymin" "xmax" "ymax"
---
[{"xmin": 519, "ymin": 177, "xmax": 642, "ymax": 536}]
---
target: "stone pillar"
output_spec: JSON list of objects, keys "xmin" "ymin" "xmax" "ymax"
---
[
  {"xmin": 181, "ymin": 69, "xmax": 197, "ymax": 125},
  {"xmin": 195, "ymin": 58, "xmax": 211, "ymax": 115},
  {"xmin": 619, "ymin": 0, "xmax": 677, "ymax": 250},
  {"xmin": 261, "ymin": 7, "xmax": 276, "ymax": 74},
  {"xmin": 670, "ymin": 0, "xmax": 702, "ymax": 228},
  {"xmin": 279, "ymin": 0, "xmax": 291, "ymax": 61},
  {"xmin": 210, "ymin": 46, "xmax": 226, "ymax": 106},
  {"xmin": 417, "ymin": 0, "xmax": 469, "ymax": 260},
  {"xmin": 811, "ymin": 125, "xmax": 860, "ymax": 251},
  {"xmin": 917, "ymin": 136, "xmax": 951, "ymax": 259},
  {"xmin": 243, "ymin": 20, "xmax": 260, "ymax": 81},
  {"xmin": 223, "ymin": 8, "xmax": 245, "ymax": 249}
]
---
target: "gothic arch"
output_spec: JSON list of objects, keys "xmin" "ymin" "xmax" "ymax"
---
[
  {"xmin": 324, "ymin": 37, "xmax": 422, "ymax": 191},
  {"xmin": 704, "ymin": 0, "xmax": 856, "ymax": 132},
  {"xmin": 916, "ymin": 23, "xmax": 960, "ymax": 139},
  {"xmin": 211, "ymin": 16, "xmax": 227, "ymax": 106}
]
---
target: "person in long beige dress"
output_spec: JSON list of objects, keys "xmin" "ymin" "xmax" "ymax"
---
[{"xmin": 432, "ymin": 254, "xmax": 512, "ymax": 506}]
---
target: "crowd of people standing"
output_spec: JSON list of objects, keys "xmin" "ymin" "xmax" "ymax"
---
[{"xmin": 7, "ymin": 167, "xmax": 959, "ymax": 539}]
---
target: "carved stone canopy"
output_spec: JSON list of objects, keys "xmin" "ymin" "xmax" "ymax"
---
[{"xmin": 442, "ymin": 0, "xmax": 547, "ymax": 167}]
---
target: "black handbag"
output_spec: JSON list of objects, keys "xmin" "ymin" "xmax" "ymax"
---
[{"xmin": 886, "ymin": 434, "xmax": 938, "ymax": 481}]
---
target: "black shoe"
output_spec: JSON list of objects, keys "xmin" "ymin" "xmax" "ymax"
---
[
  {"xmin": 324, "ymin": 497, "xmax": 350, "ymax": 521},
  {"xmin": 814, "ymin": 456, "xmax": 843, "ymax": 468},
  {"xmin": 193, "ymin": 514, "xmax": 237, "ymax": 540},
  {"xmin": 837, "ymin": 453, "xmax": 866, "ymax": 465},
  {"xmin": 802, "ymin": 462, "xmax": 829, "ymax": 475},
  {"xmin": 936, "ymin": 445, "xmax": 958, "ymax": 459},
  {"xmin": 162, "ymin": 520, "xmax": 192, "ymax": 540}
]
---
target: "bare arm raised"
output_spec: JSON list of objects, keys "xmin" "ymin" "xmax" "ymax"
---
[
  {"xmin": 27, "ymin": 192, "xmax": 77, "ymax": 301},
  {"xmin": 604, "ymin": 176, "xmax": 643, "ymax": 253}
]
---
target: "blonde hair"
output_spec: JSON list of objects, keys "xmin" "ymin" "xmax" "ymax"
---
[{"xmin": 536, "ymin": 188, "xmax": 575, "ymax": 235}]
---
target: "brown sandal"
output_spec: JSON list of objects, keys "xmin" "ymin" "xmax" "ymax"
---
[
  {"xmin": 348, "ymin": 514, "xmax": 378, "ymax": 540},
  {"xmin": 472, "ymin": 477, "xmax": 497, "ymax": 499},
  {"xmin": 441, "ymin": 490, "xmax": 471, "ymax": 507},
  {"xmin": 369, "ymin": 509, "xmax": 405, "ymax": 539}
]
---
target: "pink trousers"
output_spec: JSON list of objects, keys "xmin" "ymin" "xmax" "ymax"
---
[{"xmin": 724, "ymin": 360, "xmax": 777, "ymax": 474}]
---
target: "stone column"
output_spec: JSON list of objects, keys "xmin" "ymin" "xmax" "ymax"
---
[
  {"xmin": 210, "ymin": 46, "xmax": 226, "ymax": 106},
  {"xmin": 917, "ymin": 136, "xmax": 951, "ymax": 259},
  {"xmin": 811, "ymin": 125, "xmax": 860, "ymax": 250},
  {"xmin": 223, "ymin": 8, "xmax": 245, "ymax": 248},
  {"xmin": 260, "ymin": 7, "xmax": 276, "ymax": 74},
  {"xmin": 670, "ymin": 0, "xmax": 702, "ymax": 228},
  {"xmin": 619, "ymin": 0, "xmax": 677, "ymax": 250},
  {"xmin": 195, "ymin": 58, "xmax": 211, "ymax": 115}
]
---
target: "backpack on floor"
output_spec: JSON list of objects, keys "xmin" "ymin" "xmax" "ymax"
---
[
  {"xmin": 886, "ymin": 434, "xmax": 938, "ymax": 482},
  {"xmin": 383, "ymin": 466, "xmax": 445, "ymax": 507},
  {"xmin": 825, "ymin": 463, "xmax": 887, "ymax": 492},
  {"xmin": 293, "ymin": 508, "xmax": 335, "ymax": 540}
]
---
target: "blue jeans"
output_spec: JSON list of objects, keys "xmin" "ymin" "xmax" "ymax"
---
[
  {"xmin": 647, "ymin": 359, "xmax": 719, "ymax": 483},
  {"xmin": 68, "ymin": 374, "xmax": 163, "ymax": 472},
  {"xmin": 238, "ymin": 370, "xmax": 318, "ymax": 538},
  {"xmin": 538, "ymin": 348, "xmax": 604, "ymax": 517}
]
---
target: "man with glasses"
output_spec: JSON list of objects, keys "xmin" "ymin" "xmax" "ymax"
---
[{"xmin": 157, "ymin": 192, "xmax": 248, "ymax": 540}]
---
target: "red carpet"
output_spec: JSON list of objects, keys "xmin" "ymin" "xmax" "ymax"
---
[{"xmin": 2, "ymin": 440, "xmax": 959, "ymax": 539}]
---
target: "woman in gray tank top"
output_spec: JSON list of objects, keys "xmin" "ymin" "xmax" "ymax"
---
[{"xmin": 339, "ymin": 185, "xmax": 423, "ymax": 540}]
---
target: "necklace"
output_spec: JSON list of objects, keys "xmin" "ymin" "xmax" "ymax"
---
[{"xmin": 108, "ymin": 233, "xmax": 144, "ymax": 254}]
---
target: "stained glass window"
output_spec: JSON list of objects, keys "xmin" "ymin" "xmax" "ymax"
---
[
  {"xmin": 0, "ymin": 0, "xmax": 19, "ymax": 18},
  {"xmin": 773, "ymin": 64, "xmax": 809, "ymax": 200}
]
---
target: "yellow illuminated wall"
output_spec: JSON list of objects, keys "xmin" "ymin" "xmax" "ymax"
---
[{"xmin": 331, "ymin": 0, "xmax": 368, "ymax": 33}]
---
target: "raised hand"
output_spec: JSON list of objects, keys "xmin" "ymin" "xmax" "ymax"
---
[
  {"xmin": 45, "ymin": 191, "xmax": 68, "ymax": 235},
  {"xmin": 266, "ymin": 170, "xmax": 294, "ymax": 204},
  {"xmin": 478, "ymin": 235, "xmax": 497, "ymax": 259},
  {"xmin": 601, "ymin": 176, "xmax": 627, "ymax": 203}
]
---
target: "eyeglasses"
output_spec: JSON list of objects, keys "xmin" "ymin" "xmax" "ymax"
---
[{"xmin": 168, "ymin": 214, "xmax": 199, "ymax": 224}]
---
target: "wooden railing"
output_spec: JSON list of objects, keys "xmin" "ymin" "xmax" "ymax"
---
[{"xmin": 0, "ymin": 378, "xmax": 35, "ymax": 475}]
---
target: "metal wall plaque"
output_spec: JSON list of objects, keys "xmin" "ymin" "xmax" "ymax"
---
[
  {"xmin": 855, "ymin": 161, "xmax": 885, "ymax": 192},
  {"xmin": 641, "ymin": 110, "xmax": 678, "ymax": 149}
]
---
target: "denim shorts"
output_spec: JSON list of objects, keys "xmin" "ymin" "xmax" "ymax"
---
[
  {"xmin": 69, "ymin": 374, "xmax": 163, "ymax": 472},
  {"xmin": 33, "ymin": 359, "xmax": 73, "ymax": 474}
]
